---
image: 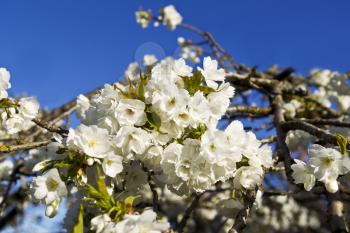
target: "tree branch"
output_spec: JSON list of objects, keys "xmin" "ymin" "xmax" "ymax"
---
[{"xmin": 177, "ymin": 193, "xmax": 203, "ymax": 233}]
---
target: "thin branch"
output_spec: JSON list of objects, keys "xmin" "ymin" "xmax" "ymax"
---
[
  {"xmin": 281, "ymin": 120, "xmax": 349, "ymax": 149},
  {"xmin": 302, "ymin": 118, "xmax": 350, "ymax": 128},
  {"xmin": 148, "ymin": 173, "xmax": 159, "ymax": 213},
  {"xmin": 177, "ymin": 193, "xmax": 203, "ymax": 233},
  {"xmin": 0, "ymin": 140, "xmax": 52, "ymax": 155},
  {"xmin": 32, "ymin": 118, "xmax": 68, "ymax": 135},
  {"xmin": 228, "ymin": 189, "xmax": 257, "ymax": 233},
  {"xmin": 225, "ymin": 106, "xmax": 272, "ymax": 118},
  {"xmin": 272, "ymin": 94, "xmax": 294, "ymax": 183},
  {"xmin": 260, "ymin": 135, "xmax": 277, "ymax": 144}
]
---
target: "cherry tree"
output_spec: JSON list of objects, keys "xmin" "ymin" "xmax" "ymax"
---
[{"xmin": 0, "ymin": 4, "xmax": 350, "ymax": 233}]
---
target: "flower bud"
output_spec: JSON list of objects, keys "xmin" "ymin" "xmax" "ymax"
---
[
  {"xmin": 45, "ymin": 199, "xmax": 59, "ymax": 218},
  {"xmin": 325, "ymin": 179, "xmax": 339, "ymax": 193}
]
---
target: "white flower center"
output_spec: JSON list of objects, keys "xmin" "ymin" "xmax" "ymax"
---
[
  {"xmin": 88, "ymin": 140, "xmax": 97, "ymax": 148},
  {"xmin": 46, "ymin": 178, "xmax": 59, "ymax": 191}
]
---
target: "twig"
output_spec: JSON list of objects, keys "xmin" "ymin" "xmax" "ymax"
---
[
  {"xmin": 272, "ymin": 94, "xmax": 294, "ymax": 183},
  {"xmin": 281, "ymin": 120, "xmax": 349, "ymax": 149},
  {"xmin": 0, "ymin": 140, "xmax": 52, "ymax": 155},
  {"xmin": 260, "ymin": 135, "xmax": 277, "ymax": 144},
  {"xmin": 302, "ymin": 118, "xmax": 350, "ymax": 128},
  {"xmin": 148, "ymin": 173, "xmax": 159, "ymax": 213},
  {"xmin": 228, "ymin": 189, "xmax": 257, "ymax": 233},
  {"xmin": 32, "ymin": 118, "xmax": 68, "ymax": 135},
  {"xmin": 177, "ymin": 193, "xmax": 203, "ymax": 233},
  {"xmin": 225, "ymin": 106, "xmax": 272, "ymax": 118}
]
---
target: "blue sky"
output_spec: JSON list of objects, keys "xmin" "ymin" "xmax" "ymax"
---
[{"xmin": 1, "ymin": 0, "xmax": 350, "ymax": 109}]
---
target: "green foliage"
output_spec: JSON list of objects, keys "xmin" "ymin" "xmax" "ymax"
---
[
  {"xmin": 178, "ymin": 123, "xmax": 207, "ymax": 143},
  {"xmin": 181, "ymin": 71, "xmax": 216, "ymax": 96},
  {"xmin": 0, "ymin": 144, "xmax": 10, "ymax": 152},
  {"xmin": 53, "ymin": 149, "xmax": 86, "ymax": 182},
  {"xmin": 0, "ymin": 98, "xmax": 19, "ymax": 109},
  {"xmin": 336, "ymin": 133, "xmax": 348, "ymax": 156},
  {"xmin": 236, "ymin": 156, "xmax": 249, "ymax": 169},
  {"xmin": 146, "ymin": 110, "xmax": 162, "ymax": 130},
  {"xmin": 70, "ymin": 204, "xmax": 84, "ymax": 233},
  {"xmin": 85, "ymin": 165, "xmax": 115, "ymax": 212},
  {"xmin": 116, "ymin": 71, "xmax": 150, "ymax": 101},
  {"xmin": 109, "ymin": 195, "xmax": 140, "ymax": 222}
]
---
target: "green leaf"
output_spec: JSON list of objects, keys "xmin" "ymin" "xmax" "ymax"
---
[
  {"xmin": 181, "ymin": 71, "xmax": 203, "ymax": 96},
  {"xmin": 54, "ymin": 160, "xmax": 72, "ymax": 168},
  {"xmin": 336, "ymin": 133, "xmax": 348, "ymax": 156},
  {"xmin": 96, "ymin": 165, "xmax": 109, "ymax": 197},
  {"xmin": 70, "ymin": 204, "xmax": 84, "ymax": 233},
  {"xmin": 191, "ymin": 71, "xmax": 203, "ymax": 88},
  {"xmin": 85, "ymin": 184, "xmax": 105, "ymax": 200},
  {"xmin": 198, "ymin": 86, "xmax": 216, "ymax": 94},
  {"xmin": 0, "ymin": 98, "xmax": 19, "ymax": 109},
  {"xmin": 146, "ymin": 111, "xmax": 161, "ymax": 130},
  {"xmin": 125, "ymin": 195, "xmax": 140, "ymax": 212},
  {"xmin": 0, "ymin": 145, "xmax": 10, "ymax": 152}
]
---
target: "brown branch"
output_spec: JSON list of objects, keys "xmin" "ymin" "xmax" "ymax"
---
[
  {"xmin": 281, "ymin": 120, "xmax": 349, "ymax": 149},
  {"xmin": 225, "ymin": 106, "xmax": 272, "ymax": 118},
  {"xmin": 260, "ymin": 135, "xmax": 277, "ymax": 144},
  {"xmin": 228, "ymin": 189, "xmax": 257, "ymax": 233},
  {"xmin": 177, "ymin": 193, "xmax": 203, "ymax": 233},
  {"xmin": 147, "ymin": 172, "xmax": 159, "ymax": 213},
  {"xmin": 302, "ymin": 118, "xmax": 350, "ymax": 128},
  {"xmin": 32, "ymin": 118, "xmax": 68, "ymax": 135},
  {"xmin": 272, "ymin": 94, "xmax": 294, "ymax": 183},
  {"xmin": 0, "ymin": 140, "xmax": 52, "ymax": 155}
]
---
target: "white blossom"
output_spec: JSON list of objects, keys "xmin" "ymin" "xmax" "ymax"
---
[
  {"xmin": 173, "ymin": 58, "xmax": 193, "ymax": 77},
  {"xmin": 151, "ymin": 87, "xmax": 190, "ymax": 121},
  {"xmin": 125, "ymin": 62, "xmax": 140, "ymax": 82},
  {"xmin": 18, "ymin": 97, "xmax": 40, "ymax": 119},
  {"xmin": 207, "ymin": 82, "xmax": 234, "ymax": 122},
  {"xmin": 233, "ymin": 166, "xmax": 263, "ymax": 190},
  {"xmin": 291, "ymin": 159, "xmax": 316, "ymax": 191},
  {"xmin": 198, "ymin": 57, "xmax": 226, "ymax": 89},
  {"xmin": 0, "ymin": 68, "xmax": 11, "ymax": 99},
  {"xmin": 67, "ymin": 124, "xmax": 112, "ymax": 158},
  {"xmin": 31, "ymin": 168, "xmax": 67, "ymax": 215},
  {"xmin": 102, "ymin": 153, "xmax": 124, "ymax": 177},
  {"xmin": 162, "ymin": 5, "xmax": 182, "ymax": 30},
  {"xmin": 188, "ymin": 91, "xmax": 211, "ymax": 126},
  {"xmin": 115, "ymin": 208, "xmax": 170, "ymax": 233},
  {"xmin": 90, "ymin": 214, "xmax": 112, "ymax": 233},
  {"xmin": 308, "ymin": 144, "xmax": 350, "ymax": 193},
  {"xmin": 283, "ymin": 99, "xmax": 301, "ymax": 118},
  {"xmin": 135, "ymin": 10, "xmax": 151, "ymax": 28},
  {"xmin": 310, "ymin": 69, "xmax": 337, "ymax": 86},
  {"xmin": 116, "ymin": 99, "xmax": 146, "ymax": 126},
  {"xmin": 115, "ymin": 126, "xmax": 151, "ymax": 155},
  {"xmin": 143, "ymin": 54, "xmax": 158, "ymax": 66},
  {"xmin": 76, "ymin": 94, "xmax": 90, "ymax": 119}
]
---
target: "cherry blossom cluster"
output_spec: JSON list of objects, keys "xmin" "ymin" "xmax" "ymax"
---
[
  {"xmin": 135, "ymin": 5, "xmax": 182, "ymax": 30},
  {"xmin": 292, "ymin": 144, "xmax": 350, "ymax": 193},
  {"xmin": 0, "ymin": 68, "xmax": 40, "ymax": 135},
  {"xmin": 26, "ymin": 55, "xmax": 273, "ymax": 232},
  {"xmin": 177, "ymin": 37, "xmax": 202, "ymax": 64}
]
